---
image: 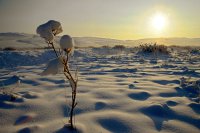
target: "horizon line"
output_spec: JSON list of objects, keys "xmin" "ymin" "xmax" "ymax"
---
[{"xmin": 0, "ymin": 32, "xmax": 200, "ymax": 41}]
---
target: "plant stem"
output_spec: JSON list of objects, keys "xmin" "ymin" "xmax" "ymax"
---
[
  {"xmin": 49, "ymin": 42, "xmax": 59, "ymax": 58},
  {"xmin": 49, "ymin": 42, "xmax": 77, "ymax": 129}
]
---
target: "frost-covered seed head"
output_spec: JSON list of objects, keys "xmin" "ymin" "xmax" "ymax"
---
[
  {"xmin": 60, "ymin": 35, "xmax": 74, "ymax": 53},
  {"xmin": 37, "ymin": 23, "xmax": 53, "ymax": 42},
  {"xmin": 47, "ymin": 20, "xmax": 63, "ymax": 35},
  {"xmin": 43, "ymin": 31, "xmax": 54, "ymax": 43},
  {"xmin": 36, "ymin": 20, "xmax": 63, "ymax": 42}
]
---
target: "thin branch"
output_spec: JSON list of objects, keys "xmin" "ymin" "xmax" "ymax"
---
[
  {"xmin": 58, "ymin": 48, "xmax": 62, "ymax": 56},
  {"xmin": 49, "ymin": 42, "xmax": 59, "ymax": 58},
  {"xmin": 47, "ymin": 41, "xmax": 77, "ymax": 129}
]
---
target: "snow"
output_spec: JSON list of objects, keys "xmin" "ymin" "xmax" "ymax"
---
[
  {"xmin": 1, "ymin": 33, "xmax": 200, "ymax": 50},
  {"xmin": 47, "ymin": 20, "xmax": 63, "ymax": 36},
  {"xmin": 36, "ymin": 20, "xmax": 62, "ymax": 43},
  {"xmin": 60, "ymin": 35, "xmax": 74, "ymax": 54},
  {"xmin": 0, "ymin": 33, "xmax": 200, "ymax": 133},
  {"xmin": 36, "ymin": 23, "xmax": 54, "ymax": 43},
  {"xmin": 41, "ymin": 56, "xmax": 64, "ymax": 76}
]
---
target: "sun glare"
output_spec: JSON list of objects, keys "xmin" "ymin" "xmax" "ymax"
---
[{"xmin": 151, "ymin": 13, "xmax": 167, "ymax": 31}]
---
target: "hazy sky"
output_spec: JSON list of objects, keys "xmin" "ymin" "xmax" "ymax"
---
[{"xmin": 0, "ymin": 0, "xmax": 200, "ymax": 39}]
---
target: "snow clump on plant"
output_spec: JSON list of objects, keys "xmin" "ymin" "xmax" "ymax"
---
[
  {"xmin": 60, "ymin": 35, "xmax": 74, "ymax": 54},
  {"xmin": 41, "ymin": 56, "xmax": 64, "ymax": 76},
  {"xmin": 36, "ymin": 20, "xmax": 62, "ymax": 43}
]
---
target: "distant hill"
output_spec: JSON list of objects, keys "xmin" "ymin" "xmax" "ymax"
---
[{"xmin": 0, "ymin": 32, "xmax": 199, "ymax": 49}]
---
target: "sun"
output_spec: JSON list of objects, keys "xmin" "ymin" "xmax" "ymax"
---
[{"xmin": 151, "ymin": 12, "xmax": 167, "ymax": 31}]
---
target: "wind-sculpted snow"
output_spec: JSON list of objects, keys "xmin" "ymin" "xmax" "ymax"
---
[
  {"xmin": 0, "ymin": 50, "xmax": 55, "ymax": 68},
  {"xmin": 0, "ymin": 47, "xmax": 200, "ymax": 133}
]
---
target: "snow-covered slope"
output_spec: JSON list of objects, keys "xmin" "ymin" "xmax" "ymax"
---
[
  {"xmin": 0, "ymin": 33, "xmax": 200, "ymax": 49},
  {"xmin": 0, "ymin": 33, "xmax": 200, "ymax": 133}
]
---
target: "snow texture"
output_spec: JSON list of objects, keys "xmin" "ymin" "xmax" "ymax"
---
[
  {"xmin": 36, "ymin": 20, "xmax": 62, "ymax": 43},
  {"xmin": 41, "ymin": 56, "xmax": 64, "ymax": 76},
  {"xmin": 0, "ymin": 33, "xmax": 200, "ymax": 133},
  {"xmin": 60, "ymin": 35, "xmax": 74, "ymax": 54}
]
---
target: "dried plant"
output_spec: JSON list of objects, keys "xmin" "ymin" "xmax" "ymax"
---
[
  {"xmin": 0, "ymin": 75, "xmax": 21, "ymax": 101},
  {"xmin": 37, "ymin": 20, "xmax": 78, "ymax": 129},
  {"xmin": 139, "ymin": 43, "xmax": 170, "ymax": 54},
  {"xmin": 180, "ymin": 77, "xmax": 200, "ymax": 103}
]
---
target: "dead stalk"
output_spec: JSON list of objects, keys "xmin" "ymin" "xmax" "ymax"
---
[{"xmin": 49, "ymin": 42, "xmax": 77, "ymax": 129}]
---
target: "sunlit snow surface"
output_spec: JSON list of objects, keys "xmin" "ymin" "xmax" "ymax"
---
[{"xmin": 0, "ymin": 36, "xmax": 200, "ymax": 133}]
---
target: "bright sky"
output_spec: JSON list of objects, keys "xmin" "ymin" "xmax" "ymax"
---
[{"xmin": 0, "ymin": 0, "xmax": 200, "ymax": 39}]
